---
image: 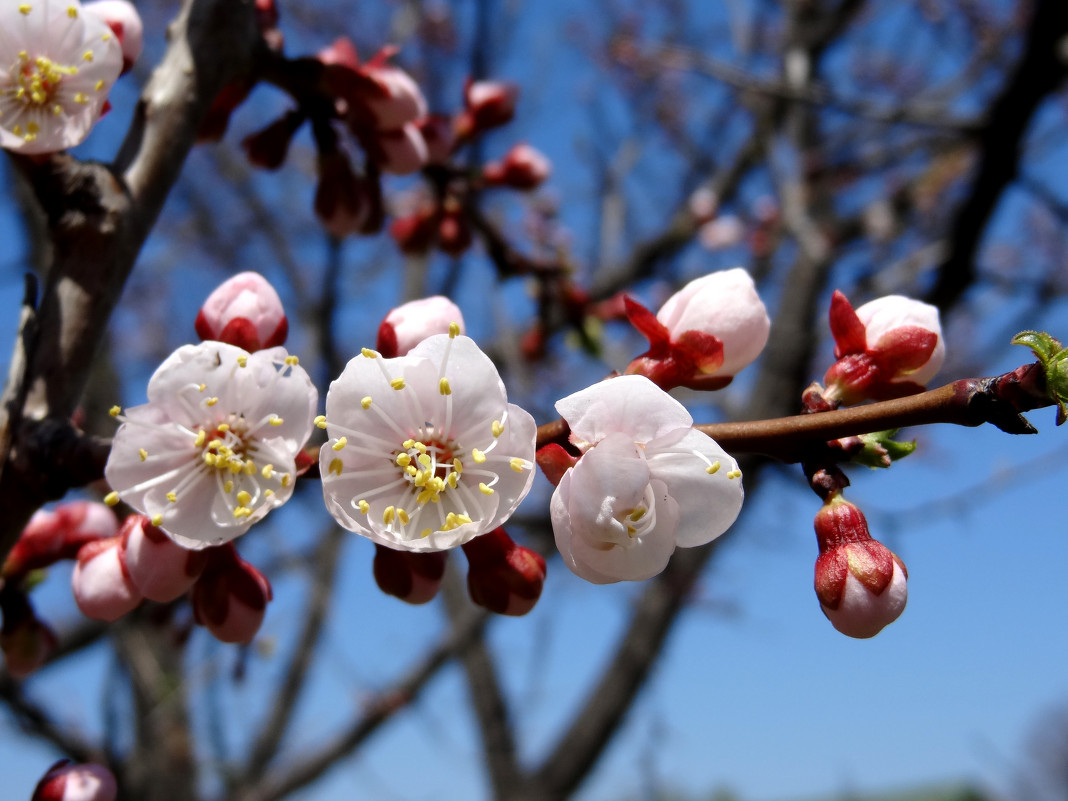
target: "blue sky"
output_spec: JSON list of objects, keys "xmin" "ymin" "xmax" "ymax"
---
[{"xmin": 3, "ymin": 0, "xmax": 1068, "ymax": 799}]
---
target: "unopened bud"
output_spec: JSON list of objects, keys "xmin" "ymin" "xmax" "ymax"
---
[
  {"xmin": 122, "ymin": 516, "xmax": 208, "ymax": 603},
  {"xmin": 313, "ymin": 152, "xmax": 379, "ymax": 238},
  {"xmin": 483, "ymin": 143, "xmax": 551, "ymax": 190},
  {"xmin": 813, "ymin": 496, "xmax": 908, "ymax": 638},
  {"xmin": 32, "ymin": 761, "xmax": 117, "ymax": 801},
  {"xmin": 373, "ymin": 545, "xmax": 447, "ymax": 605},
  {"xmin": 83, "ymin": 0, "xmax": 142, "ymax": 74},
  {"xmin": 191, "ymin": 545, "xmax": 272, "ymax": 644},
  {"xmin": 71, "ymin": 537, "xmax": 142, "ymax": 622},
  {"xmin": 462, "ymin": 528, "xmax": 546, "ymax": 616},
  {"xmin": 358, "ymin": 52, "xmax": 428, "ymax": 130},
  {"xmin": 377, "ymin": 296, "xmax": 465, "ymax": 358},
  {"xmin": 373, "ymin": 124, "xmax": 429, "ymax": 175},
  {"xmin": 389, "ymin": 206, "xmax": 439, "ymax": 254},
  {"xmin": 197, "ymin": 81, "xmax": 253, "ymax": 143},
  {"xmin": 195, "ymin": 271, "xmax": 288, "ymax": 351},
  {"xmin": 456, "ymin": 79, "xmax": 518, "ymax": 140},
  {"xmin": 437, "ymin": 207, "xmax": 472, "ymax": 256},
  {"xmin": 824, "ymin": 291, "xmax": 944, "ymax": 404},
  {"xmin": 417, "ymin": 114, "xmax": 455, "ymax": 164},
  {"xmin": 3, "ymin": 502, "xmax": 118, "ymax": 580}
]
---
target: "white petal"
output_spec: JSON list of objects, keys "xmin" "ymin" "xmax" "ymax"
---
[
  {"xmin": 408, "ymin": 335, "xmax": 509, "ymax": 439},
  {"xmin": 645, "ymin": 429, "xmax": 744, "ymax": 548},
  {"xmin": 555, "ymin": 375, "xmax": 693, "ymax": 447}
]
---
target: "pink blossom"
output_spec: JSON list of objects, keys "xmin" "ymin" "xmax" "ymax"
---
[
  {"xmin": 813, "ymin": 495, "xmax": 908, "ymax": 638},
  {"xmin": 824, "ymin": 290, "xmax": 945, "ymax": 404},
  {"xmin": 377, "ymin": 296, "xmax": 465, "ymax": 358},
  {"xmin": 195, "ymin": 272, "xmax": 289, "ymax": 352},
  {"xmin": 0, "ymin": 0, "xmax": 123, "ymax": 154},
  {"xmin": 320, "ymin": 332, "xmax": 537, "ymax": 553},
  {"xmin": 359, "ymin": 55, "xmax": 428, "ymax": 130},
  {"xmin": 32, "ymin": 762, "xmax": 117, "ymax": 801},
  {"xmin": 625, "ymin": 268, "xmax": 770, "ymax": 390},
  {"xmin": 3, "ymin": 501, "xmax": 117, "ymax": 580},
  {"xmin": 83, "ymin": 0, "xmax": 142, "ymax": 74},
  {"xmin": 550, "ymin": 376, "xmax": 744, "ymax": 583},
  {"xmin": 71, "ymin": 537, "xmax": 142, "ymax": 622}
]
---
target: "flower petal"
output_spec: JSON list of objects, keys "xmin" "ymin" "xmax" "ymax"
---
[{"xmin": 556, "ymin": 375, "xmax": 693, "ymax": 447}]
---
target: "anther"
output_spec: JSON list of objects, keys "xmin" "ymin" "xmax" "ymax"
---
[
  {"xmin": 332, "ymin": 437, "xmax": 348, "ymax": 451},
  {"xmin": 706, "ymin": 461, "xmax": 721, "ymax": 475}
]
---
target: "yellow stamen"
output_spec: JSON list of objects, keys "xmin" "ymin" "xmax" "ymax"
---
[
  {"xmin": 166, "ymin": 492, "xmax": 177, "ymax": 503},
  {"xmin": 357, "ymin": 499, "xmax": 370, "ymax": 514},
  {"xmin": 262, "ymin": 464, "xmax": 275, "ymax": 479},
  {"xmin": 109, "ymin": 405, "xmax": 121, "ymax": 417},
  {"xmin": 361, "ymin": 348, "xmax": 376, "ymax": 358},
  {"xmin": 448, "ymin": 322, "xmax": 460, "ymax": 338},
  {"xmin": 390, "ymin": 377, "xmax": 406, "ymax": 390},
  {"xmin": 138, "ymin": 448, "xmax": 148, "ymax": 461},
  {"xmin": 269, "ymin": 415, "xmax": 283, "ymax": 426},
  {"xmin": 237, "ymin": 355, "xmax": 248, "ymax": 367},
  {"xmin": 706, "ymin": 461, "xmax": 721, "ymax": 475},
  {"xmin": 223, "ymin": 480, "xmax": 234, "ymax": 494},
  {"xmin": 383, "ymin": 506, "xmax": 395, "ymax": 524},
  {"xmin": 314, "ymin": 415, "xmax": 328, "ymax": 429},
  {"xmin": 472, "ymin": 448, "xmax": 486, "ymax": 463},
  {"xmin": 151, "ymin": 514, "xmax": 163, "ymax": 526},
  {"xmin": 236, "ymin": 490, "xmax": 251, "ymax": 506},
  {"xmin": 285, "ymin": 355, "xmax": 299, "ymax": 365},
  {"xmin": 479, "ymin": 482, "xmax": 494, "ymax": 495},
  {"xmin": 332, "ymin": 437, "xmax": 347, "ymax": 451},
  {"xmin": 329, "ymin": 458, "xmax": 343, "ymax": 475},
  {"xmin": 194, "ymin": 430, "xmax": 207, "ymax": 447},
  {"xmin": 510, "ymin": 458, "xmax": 527, "ymax": 472},
  {"xmin": 491, "ymin": 420, "xmax": 504, "ymax": 437},
  {"xmin": 439, "ymin": 377, "xmax": 451, "ymax": 395},
  {"xmin": 397, "ymin": 508, "xmax": 410, "ymax": 525},
  {"xmin": 205, "ymin": 397, "xmax": 219, "ymax": 407},
  {"xmin": 396, "ymin": 452, "xmax": 411, "ymax": 467},
  {"xmin": 727, "ymin": 469, "xmax": 742, "ymax": 480},
  {"xmin": 104, "ymin": 491, "xmax": 120, "ymax": 506}
]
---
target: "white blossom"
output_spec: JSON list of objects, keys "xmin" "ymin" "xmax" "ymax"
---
[
  {"xmin": 550, "ymin": 375, "xmax": 744, "ymax": 583},
  {"xmin": 0, "ymin": 0, "xmax": 123, "ymax": 154},
  {"xmin": 104, "ymin": 342, "xmax": 318, "ymax": 550},
  {"xmin": 320, "ymin": 329, "xmax": 536, "ymax": 552}
]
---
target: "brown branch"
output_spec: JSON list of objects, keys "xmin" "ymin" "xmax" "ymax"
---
[{"xmin": 235, "ymin": 607, "xmax": 490, "ymax": 801}]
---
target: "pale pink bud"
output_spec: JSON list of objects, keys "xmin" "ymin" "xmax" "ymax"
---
[
  {"xmin": 32, "ymin": 761, "xmax": 117, "ymax": 801},
  {"xmin": 71, "ymin": 538, "xmax": 142, "ymax": 622},
  {"xmin": 192, "ymin": 546, "xmax": 272, "ymax": 644},
  {"xmin": 624, "ymin": 268, "xmax": 770, "ymax": 390},
  {"xmin": 377, "ymin": 296, "xmax": 465, "ymax": 358},
  {"xmin": 462, "ymin": 529, "xmax": 546, "ymax": 616},
  {"xmin": 813, "ymin": 496, "xmax": 907, "ymax": 639},
  {"xmin": 3, "ymin": 502, "xmax": 118, "ymax": 580},
  {"xmin": 655, "ymin": 269, "xmax": 770, "ymax": 377},
  {"xmin": 360, "ymin": 58, "xmax": 428, "ymax": 130},
  {"xmin": 83, "ymin": 0, "xmax": 143, "ymax": 74},
  {"xmin": 374, "ymin": 124, "xmax": 429, "ymax": 175},
  {"xmin": 372, "ymin": 545, "xmax": 446, "ymax": 605},
  {"xmin": 195, "ymin": 271, "xmax": 288, "ymax": 352},
  {"xmin": 824, "ymin": 291, "xmax": 944, "ymax": 404},
  {"xmin": 483, "ymin": 143, "xmax": 551, "ymax": 190},
  {"xmin": 121, "ymin": 516, "xmax": 208, "ymax": 603},
  {"xmin": 456, "ymin": 80, "xmax": 518, "ymax": 139}
]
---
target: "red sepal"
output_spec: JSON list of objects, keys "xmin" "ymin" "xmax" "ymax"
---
[
  {"xmin": 535, "ymin": 443, "xmax": 577, "ymax": 487},
  {"xmin": 828, "ymin": 290, "xmax": 867, "ymax": 358},
  {"xmin": 376, "ymin": 321, "xmax": 399, "ymax": 358},
  {"xmin": 624, "ymin": 295, "xmax": 670, "ymax": 347}
]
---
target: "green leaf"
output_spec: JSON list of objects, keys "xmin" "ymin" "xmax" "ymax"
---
[{"xmin": 1011, "ymin": 330, "xmax": 1063, "ymax": 362}]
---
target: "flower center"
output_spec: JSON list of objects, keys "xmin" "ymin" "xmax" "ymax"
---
[
  {"xmin": 13, "ymin": 53, "xmax": 78, "ymax": 107},
  {"xmin": 394, "ymin": 434, "xmax": 463, "ymax": 506}
]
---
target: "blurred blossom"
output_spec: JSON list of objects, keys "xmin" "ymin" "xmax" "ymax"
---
[
  {"xmin": 377, "ymin": 296, "xmax": 465, "ymax": 358},
  {"xmin": 374, "ymin": 123, "xmax": 428, "ymax": 175},
  {"xmin": 417, "ymin": 114, "xmax": 455, "ymax": 163},
  {"xmin": 0, "ymin": 593, "xmax": 57, "ymax": 678},
  {"xmin": 483, "ymin": 143, "xmax": 552, "ymax": 190},
  {"xmin": 824, "ymin": 291, "xmax": 945, "ymax": 404},
  {"xmin": 32, "ymin": 762, "xmax": 117, "ymax": 801},
  {"xmin": 105, "ymin": 342, "xmax": 318, "ymax": 550},
  {"xmin": 71, "ymin": 537, "xmax": 142, "ymax": 622},
  {"xmin": 320, "ymin": 332, "xmax": 537, "ymax": 552},
  {"xmin": 0, "ymin": 0, "xmax": 123, "ymax": 154},
  {"xmin": 688, "ymin": 187, "xmax": 718, "ymax": 223},
  {"xmin": 550, "ymin": 376, "xmax": 744, "ymax": 583},
  {"xmin": 314, "ymin": 152, "xmax": 377, "ymax": 237},
  {"xmin": 697, "ymin": 215, "xmax": 745, "ymax": 251},
  {"xmin": 456, "ymin": 79, "xmax": 518, "ymax": 139},
  {"xmin": 195, "ymin": 271, "xmax": 288, "ymax": 352}
]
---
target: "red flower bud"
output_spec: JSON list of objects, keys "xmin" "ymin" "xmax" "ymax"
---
[
  {"xmin": 483, "ymin": 143, "xmax": 551, "ymax": 190},
  {"xmin": 241, "ymin": 111, "xmax": 303, "ymax": 171},
  {"xmin": 813, "ymin": 496, "xmax": 908, "ymax": 638},
  {"xmin": 373, "ymin": 545, "xmax": 447, "ymax": 605},
  {"xmin": 3, "ymin": 502, "xmax": 118, "ymax": 581},
  {"xmin": 313, "ymin": 153, "xmax": 378, "ymax": 238},
  {"xmin": 455, "ymin": 79, "xmax": 518, "ymax": 140},
  {"xmin": 462, "ymin": 528, "xmax": 546, "ymax": 616},
  {"xmin": 191, "ymin": 546, "xmax": 272, "ymax": 644}
]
